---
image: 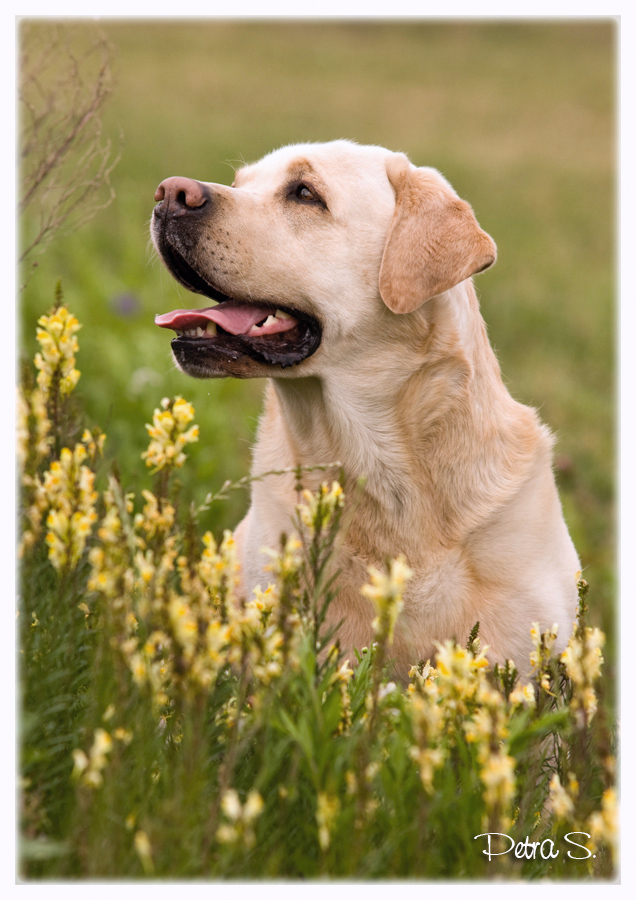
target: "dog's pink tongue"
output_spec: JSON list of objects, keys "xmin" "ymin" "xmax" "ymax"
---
[{"xmin": 155, "ymin": 301, "xmax": 279, "ymax": 336}]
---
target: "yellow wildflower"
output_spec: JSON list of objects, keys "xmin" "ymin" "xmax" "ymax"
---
[
  {"xmin": 464, "ymin": 706, "xmax": 494, "ymax": 745},
  {"xmin": 588, "ymin": 787, "xmax": 618, "ymax": 864},
  {"xmin": 480, "ymin": 750, "xmax": 516, "ymax": 818},
  {"xmin": 361, "ymin": 554, "xmax": 412, "ymax": 644},
  {"xmin": 142, "ymin": 396, "xmax": 199, "ymax": 472},
  {"xmin": 221, "ymin": 789, "xmax": 242, "ymax": 822},
  {"xmin": 297, "ymin": 481, "xmax": 344, "ymax": 533},
  {"xmin": 243, "ymin": 790, "xmax": 265, "ymax": 823},
  {"xmin": 561, "ymin": 626, "xmax": 605, "ymax": 721},
  {"xmin": 71, "ymin": 749, "xmax": 89, "ymax": 780},
  {"xmin": 136, "ymin": 490, "xmax": 175, "ymax": 538},
  {"xmin": 263, "ymin": 533, "xmax": 302, "ymax": 580},
  {"xmin": 509, "ymin": 681, "xmax": 536, "ymax": 708},
  {"xmin": 17, "ymin": 384, "xmax": 52, "ymax": 472},
  {"xmin": 34, "ymin": 306, "xmax": 81, "ymax": 398},
  {"xmin": 547, "ymin": 773, "xmax": 575, "ymax": 821},
  {"xmin": 72, "ymin": 728, "xmax": 113, "ymax": 790},
  {"xmin": 530, "ymin": 622, "xmax": 559, "ymax": 671},
  {"xmin": 409, "ymin": 690, "xmax": 443, "ymax": 744},
  {"xmin": 168, "ymin": 595, "xmax": 198, "ymax": 659},
  {"xmin": 134, "ymin": 830, "xmax": 154, "ymax": 875},
  {"xmin": 316, "ymin": 791, "xmax": 340, "ymax": 851},
  {"xmin": 42, "ymin": 442, "xmax": 98, "ymax": 570},
  {"xmin": 409, "ymin": 746, "xmax": 446, "ymax": 793},
  {"xmin": 217, "ymin": 789, "xmax": 265, "ymax": 849}
]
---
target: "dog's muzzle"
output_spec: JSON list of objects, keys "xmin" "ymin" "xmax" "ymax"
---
[{"xmin": 152, "ymin": 177, "xmax": 322, "ymax": 377}]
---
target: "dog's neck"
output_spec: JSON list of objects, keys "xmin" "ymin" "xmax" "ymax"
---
[{"xmin": 261, "ymin": 280, "xmax": 542, "ymax": 559}]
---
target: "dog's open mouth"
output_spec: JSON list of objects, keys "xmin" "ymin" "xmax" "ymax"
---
[
  {"xmin": 154, "ymin": 240, "xmax": 322, "ymax": 376},
  {"xmin": 156, "ymin": 300, "xmax": 322, "ymax": 369}
]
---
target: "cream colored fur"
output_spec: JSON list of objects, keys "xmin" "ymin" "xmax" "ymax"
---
[{"xmin": 169, "ymin": 140, "xmax": 581, "ymax": 676}]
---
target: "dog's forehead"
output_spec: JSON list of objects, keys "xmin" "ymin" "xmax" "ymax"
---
[{"xmin": 235, "ymin": 141, "xmax": 393, "ymax": 192}]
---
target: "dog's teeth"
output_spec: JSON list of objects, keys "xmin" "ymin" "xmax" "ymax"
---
[
  {"xmin": 205, "ymin": 322, "xmax": 217, "ymax": 336},
  {"xmin": 196, "ymin": 326, "xmax": 205, "ymax": 337},
  {"xmin": 248, "ymin": 314, "xmax": 277, "ymax": 335},
  {"xmin": 275, "ymin": 309, "xmax": 292, "ymax": 319}
]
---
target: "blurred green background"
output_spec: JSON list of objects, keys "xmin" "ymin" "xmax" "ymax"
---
[{"xmin": 19, "ymin": 20, "xmax": 616, "ymax": 645}]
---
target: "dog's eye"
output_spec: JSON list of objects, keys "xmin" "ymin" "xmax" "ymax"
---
[
  {"xmin": 296, "ymin": 184, "xmax": 314, "ymax": 201},
  {"xmin": 289, "ymin": 181, "xmax": 325, "ymax": 207}
]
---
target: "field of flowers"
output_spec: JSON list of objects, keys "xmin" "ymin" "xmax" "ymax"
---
[{"xmin": 18, "ymin": 299, "xmax": 617, "ymax": 880}]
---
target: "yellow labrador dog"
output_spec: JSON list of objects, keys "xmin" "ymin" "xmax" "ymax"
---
[{"xmin": 151, "ymin": 140, "xmax": 580, "ymax": 673}]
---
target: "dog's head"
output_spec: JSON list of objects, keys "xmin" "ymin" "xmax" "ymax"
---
[{"xmin": 151, "ymin": 140, "xmax": 496, "ymax": 379}]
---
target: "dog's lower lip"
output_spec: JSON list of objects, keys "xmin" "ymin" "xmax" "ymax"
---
[{"xmin": 170, "ymin": 315, "xmax": 321, "ymax": 371}]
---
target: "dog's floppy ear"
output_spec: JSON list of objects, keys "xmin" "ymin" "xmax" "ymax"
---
[{"xmin": 379, "ymin": 153, "xmax": 497, "ymax": 314}]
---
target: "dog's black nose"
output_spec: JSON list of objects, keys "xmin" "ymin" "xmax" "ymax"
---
[{"xmin": 154, "ymin": 176, "xmax": 209, "ymax": 216}]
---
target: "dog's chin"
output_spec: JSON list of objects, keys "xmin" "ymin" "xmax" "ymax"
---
[{"xmin": 155, "ymin": 233, "xmax": 322, "ymax": 378}]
